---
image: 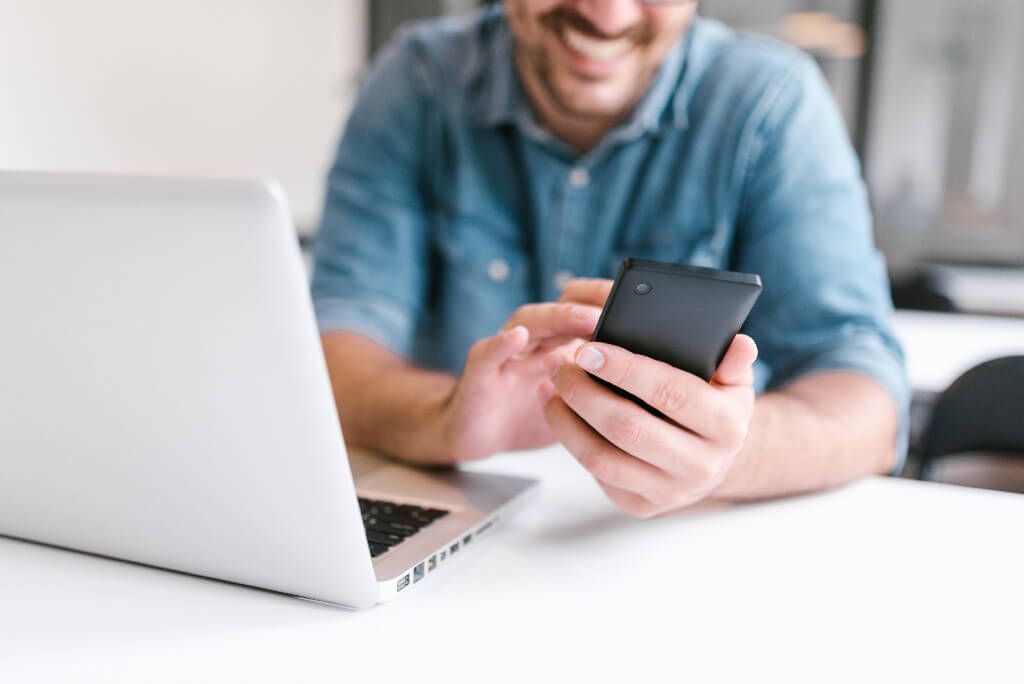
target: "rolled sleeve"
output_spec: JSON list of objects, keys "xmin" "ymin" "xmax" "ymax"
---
[
  {"xmin": 313, "ymin": 295, "xmax": 416, "ymax": 358},
  {"xmin": 310, "ymin": 29, "xmax": 433, "ymax": 359},
  {"xmin": 734, "ymin": 56, "xmax": 910, "ymax": 470}
]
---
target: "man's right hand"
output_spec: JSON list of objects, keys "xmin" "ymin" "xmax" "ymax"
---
[{"xmin": 438, "ymin": 302, "xmax": 601, "ymax": 461}]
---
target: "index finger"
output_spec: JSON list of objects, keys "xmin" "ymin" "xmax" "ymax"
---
[
  {"xmin": 558, "ymin": 279, "xmax": 613, "ymax": 307},
  {"xmin": 501, "ymin": 302, "xmax": 601, "ymax": 342},
  {"xmin": 572, "ymin": 340, "xmax": 755, "ymax": 440}
]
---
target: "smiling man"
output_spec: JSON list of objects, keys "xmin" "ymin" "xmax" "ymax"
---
[{"xmin": 311, "ymin": 1, "xmax": 909, "ymax": 517}]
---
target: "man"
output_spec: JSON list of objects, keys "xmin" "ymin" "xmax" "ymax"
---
[{"xmin": 311, "ymin": 0, "xmax": 908, "ymax": 518}]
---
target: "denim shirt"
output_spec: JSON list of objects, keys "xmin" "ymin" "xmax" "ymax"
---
[{"xmin": 311, "ymin": 8, "xmax": 909, "ymax": 460}]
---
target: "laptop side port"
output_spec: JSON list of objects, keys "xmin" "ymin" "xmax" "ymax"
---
[
  {"xmin": 413, "ymin": 563, "xmax": 425, "ymax": 583},
  {"xmin": 463, "ymin": 534, "xmax": 472, "ymax": 546},
  {"xmin": 397, "ymin": 574, "xmax": 410, "ymax": 592},
  {"xmin": 428, "ymin": 555, "xmax": 437, "ymax": 571},
  {"xmin": 450, "ymin": 541, "xmax": 460, "ymax": 555}
]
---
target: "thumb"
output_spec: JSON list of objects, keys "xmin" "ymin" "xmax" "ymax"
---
[{"xmin": 711, "ymin": 334, "xmax": 758, "ymax": 388}]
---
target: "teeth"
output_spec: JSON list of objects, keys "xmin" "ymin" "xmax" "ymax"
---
[{"xmin": 562, "ymin": 27, "xmax": 633, "ymax": 61}]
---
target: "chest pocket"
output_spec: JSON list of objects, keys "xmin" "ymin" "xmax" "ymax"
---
[{"xmin": 432, "ymin": 208, "xmax": 533, "ymax": 339}]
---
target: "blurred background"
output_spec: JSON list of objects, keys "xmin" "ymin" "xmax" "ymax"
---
[
  {"xmin": 5, "ymin": 0, "xmax": 1022, "ymax": 306},
  {"xmin": 3, "ymin": 0, "xmax": 1024, "ymax": 486}
]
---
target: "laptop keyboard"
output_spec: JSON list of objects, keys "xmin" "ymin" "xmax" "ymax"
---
[{"xmin": 358, "ymin": 497, "xmax": 450, "ymax": 558}]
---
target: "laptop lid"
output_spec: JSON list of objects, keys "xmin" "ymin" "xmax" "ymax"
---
[{"xmin": 0, "ymin": 171, "xmax": 377, "ymax": 608}]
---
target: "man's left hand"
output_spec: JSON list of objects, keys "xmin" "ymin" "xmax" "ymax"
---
[{"xmin": 541, "ymin": 332, "xmax": 759, "ymax": 519}]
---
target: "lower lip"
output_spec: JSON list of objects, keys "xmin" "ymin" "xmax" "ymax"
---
[{"xmin": 554, "ymin": 29, "xmax": 634, "ymax": 78}]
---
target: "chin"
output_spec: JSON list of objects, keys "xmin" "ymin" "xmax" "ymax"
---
[{"xmin": 553, "ymin": 83, "xmax": 635, "ymax": 120}]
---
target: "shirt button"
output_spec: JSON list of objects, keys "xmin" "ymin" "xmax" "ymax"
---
[
  {"xmin": 568, "ymin": 167, "xmax": 590, "ymax": 188},
  {"xmin": 487, "ymin": 258, "xmax": 510, "ymax": 283},
  {"xmin": 554, "ymin": 270, "xmax": 574, "ymax": 291}
]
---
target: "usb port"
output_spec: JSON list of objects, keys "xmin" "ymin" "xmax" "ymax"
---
[
  {"xmin": 413, "ymin": 563, "xmax": 425, "ymax": 583},
  {"xmin": 440, "ymin": 550, "xmax": 447, "ymax": 561},
  {"xmin": 397, "ymin": 574, "xmax": 410, "ymax": 592},
  {"xmin": 450, "ymin": 541, "xmax": 460, "ymax": 555},
  {"xmin": 428, "ymin": 555, "xmax": 437, "ymax": 571},
  {"xmin": 463, "ymin": 534, "xmax": 472, "ymax": 546}
]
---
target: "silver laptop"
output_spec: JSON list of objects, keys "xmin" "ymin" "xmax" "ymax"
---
[{"xmin": 0, "ymin": 171, "xmax": 537, "ymax": 608}]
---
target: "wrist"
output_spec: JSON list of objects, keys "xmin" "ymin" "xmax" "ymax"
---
[{"xmin": 423, "ymin": 385, "xmax": 458, "ymax": 464}]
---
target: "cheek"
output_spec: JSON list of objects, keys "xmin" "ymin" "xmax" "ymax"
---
[{"xmin": 506, "ymin": 0, "xmax": 561, "ymax": 26}]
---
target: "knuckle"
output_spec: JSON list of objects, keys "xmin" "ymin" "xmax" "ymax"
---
[
  {"xmin": 714, "ymin": 406, "xmax": 749, "ymax": 449},
  {"xmin": 624, "ymin": 500, "xmax": 660, "ymax": 520},
  {"xmin": 586, "ymin": 452, "xmax": 619, "ymax": 484},
  {"xmin": 645, "ymin": 482, "xmax": 679, "ymax": 508},
  {"xmin": 610, "ymin": 353, "xmax": 640, "ymax": 389},
  {"xmin": 605, "ymin": 412, "xmax": 643, "ymax": 447},
  {"xmin": 574, "ymin": 444, "xmax": 599, "ymax": 471},
  {"xmin": 557, "ymin": 371, "xmax": 579, "ymax": 404},
  {"xmin": 651, "ymin": 379, "xmax": 688, "ymax": 415},
  {"xmin": 687, "ymin": 459, "xmax": 715, "ymax": 487},
  {"xmin": 721, "ymin": 419, "xmax": 749, "ymax": 451}
]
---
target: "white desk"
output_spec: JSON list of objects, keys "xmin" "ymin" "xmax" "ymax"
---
[
  {"xmin": 3, "ymin": 445, "xmax": 1023, "ymax": 683},
  {"xmin": 892, "ymin": 310, "xmax": 1024, "ymax": 394}
]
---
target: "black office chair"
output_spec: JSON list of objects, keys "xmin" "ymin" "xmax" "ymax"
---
[
  {"xmin": 918, "ymin": 356, "xmax": 1024, "ymax": 493},
  {"xmin": 890, "ymin": 267, "xmax": 957, "ymax": 313}
]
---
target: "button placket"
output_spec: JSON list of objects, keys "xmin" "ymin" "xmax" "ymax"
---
[
  {"xmin": 487, "ymin": 258, "xmax": 510, "ymax": 284},
  {"xmin": 569, "ymin": 166, "xmax": 590, "ymax": 188},
  {"xmin": 550, "ymin": 165, "xmax": 591, "ymax": 297}
]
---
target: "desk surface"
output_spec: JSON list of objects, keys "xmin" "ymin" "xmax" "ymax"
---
[{"xmin": 3, "ymin": 445, "xmax": 1022, "ymax": 683}]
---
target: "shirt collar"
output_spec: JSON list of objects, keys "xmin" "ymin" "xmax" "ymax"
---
[{"xmin": 468, "ymin": 11, "xmax": 708, "ymax": 139}]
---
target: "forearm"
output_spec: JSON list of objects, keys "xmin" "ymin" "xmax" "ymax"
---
[
  {"xmin": 320, "ymin": 332, "xmax": 454, "ymax": 463},
  {"xmin": 716, "ymin": 372, "xmax": 899, "ymax": 500}
]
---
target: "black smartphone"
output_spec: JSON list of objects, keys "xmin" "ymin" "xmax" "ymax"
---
[{"xmin": 592, "ymin": 259, "xmax": 763, "ymax": 387}]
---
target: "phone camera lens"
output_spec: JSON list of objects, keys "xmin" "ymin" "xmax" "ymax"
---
[{"xmin": 633, "ymin": 282, "xmax": 653, "ymax": 295}]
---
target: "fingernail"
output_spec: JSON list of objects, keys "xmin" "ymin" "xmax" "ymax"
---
[
  {"xmin": 504, "ymin": 326, "xmax": 526, "ymax": 343},
  {"xmin": 575, "ymin": 346, "xmax": 605, "ymax": 372}
]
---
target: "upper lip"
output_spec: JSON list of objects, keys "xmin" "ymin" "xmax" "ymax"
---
[{"xmin": 543, "ymin": 8, "xmax": 646, "ymax": 44}]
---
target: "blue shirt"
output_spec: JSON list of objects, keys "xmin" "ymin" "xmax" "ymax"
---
[{"xmin": 311, "ymin": 8, "xmax": 909, "ymax": 459}]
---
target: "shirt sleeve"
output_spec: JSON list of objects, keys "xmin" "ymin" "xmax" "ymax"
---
[
  {"xmin": 310, "ymin": 31, "xmax": 433, "ymax": 358},
  {"xmin": 733, "ymin": 55, "xmax": 911, "ymax": 470}
]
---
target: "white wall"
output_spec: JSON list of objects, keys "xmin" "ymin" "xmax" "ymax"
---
[{"xmin": 0, "ymin": 0, "xmax": 366, "ymax": 234}]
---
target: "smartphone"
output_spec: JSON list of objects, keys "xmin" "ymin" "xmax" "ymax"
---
[{"xmin": 592, "ymin": 259, "xmax": 763, "ymax": 387}]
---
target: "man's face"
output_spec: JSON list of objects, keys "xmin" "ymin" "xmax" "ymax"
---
[{"xmin": 505, "ymin": 0, "xmax": 697, "ymax": 121}]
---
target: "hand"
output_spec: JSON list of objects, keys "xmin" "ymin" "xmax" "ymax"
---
[
  {"xmin": 558, "ymin": 278, "xmax": 613, "ymax": 309},
  {"xmin": 440, "ymin": 302, "xmax": 602, "ymax": 461},
  {"xmin": 542, "ymin": 334, "xmax": 758, "ymax": 518}
]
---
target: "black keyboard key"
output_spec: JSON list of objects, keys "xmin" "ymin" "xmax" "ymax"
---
[
  {"xmin": 364, "ymin": 516, "xmax": 419, "ymax": 536},
  {"xmin": 412, "ymin": 506, "xmax": 450, "ymax": 522},
  {"xmin": 366, "ymin": 530, "xmax": 404, "ymax": 547},
  {"xmin": 359, "ymin": 496, "xmax": 452, "ymax": 554}
]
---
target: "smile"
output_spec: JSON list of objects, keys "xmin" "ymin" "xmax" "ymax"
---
[{"xmin": 561, "ymin": 26, "xmax": 634, "ymax": 62}]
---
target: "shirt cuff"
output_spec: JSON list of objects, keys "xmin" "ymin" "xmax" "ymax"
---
[{"xmin": 313, "ymin": 296, "xmax": 414, "ymax": 359}]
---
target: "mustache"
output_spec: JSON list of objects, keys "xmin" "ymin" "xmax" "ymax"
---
[{"xmin": 539, "ymin": 6, "xmax": 655, "ymax": 44}]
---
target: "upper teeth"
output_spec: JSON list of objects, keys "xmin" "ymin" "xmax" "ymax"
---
[{"xmin": 563, "ymin": 27, "xmax": 632, "ymax": 61}]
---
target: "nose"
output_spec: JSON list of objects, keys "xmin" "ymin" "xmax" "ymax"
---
[{"xmin": 571, "ymin": 0, "xmax": 645, "ymax": 37}]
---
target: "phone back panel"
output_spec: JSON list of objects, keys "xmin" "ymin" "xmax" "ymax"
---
[{"xmin": 593, "ymin": 259, "xmax": 763, "ymax": 381}]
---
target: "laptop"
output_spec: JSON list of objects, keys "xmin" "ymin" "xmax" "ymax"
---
[{"xmin": 0, "ymin": 171, "xmax": 537, "ymax": 608}]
